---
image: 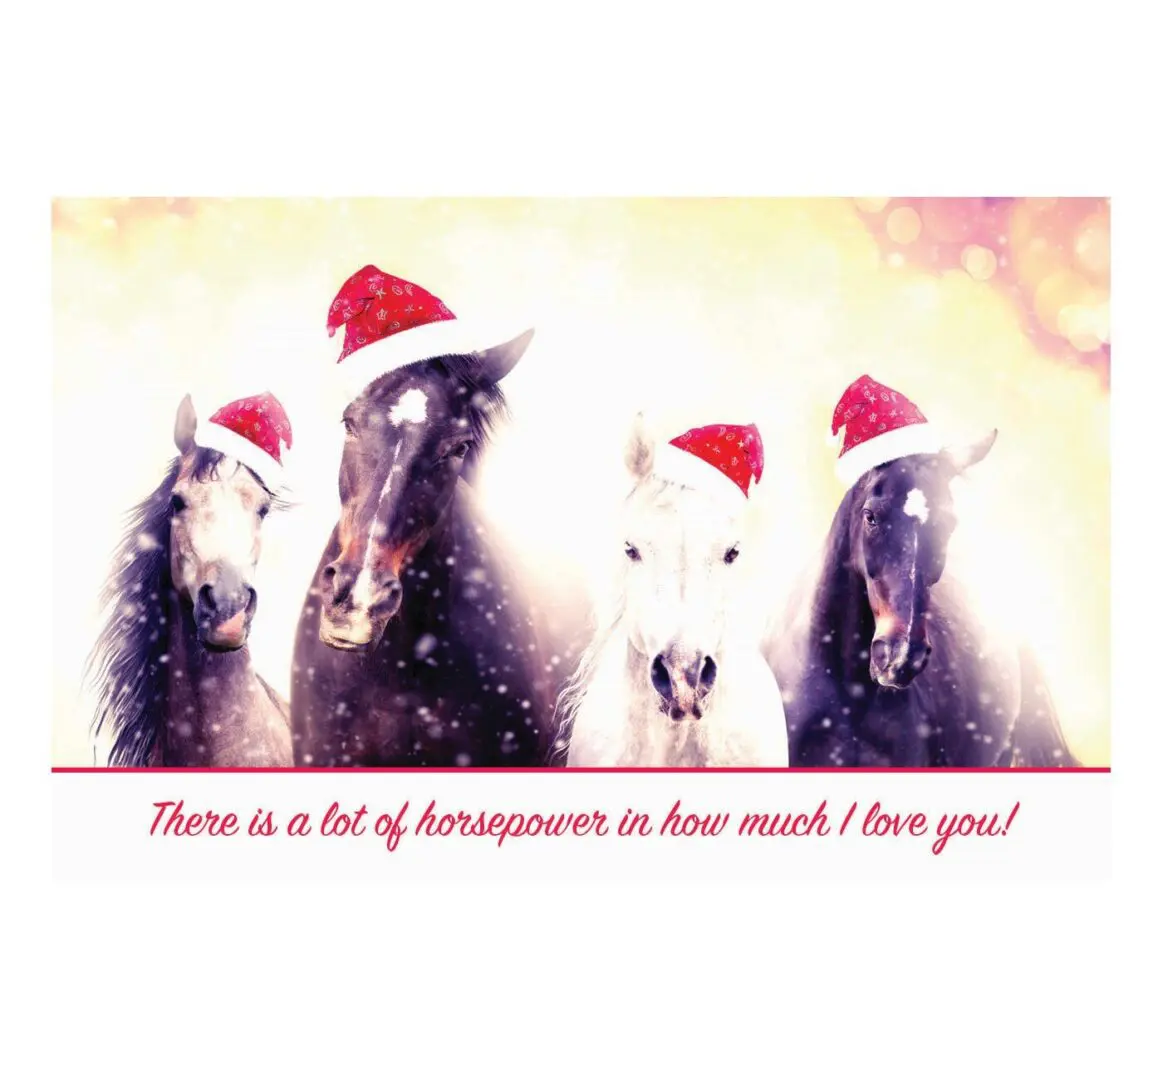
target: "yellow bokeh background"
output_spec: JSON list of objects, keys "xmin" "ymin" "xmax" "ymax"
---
[{"xmin": 52, "ymin": 198, "xmax": 1110, "ymax": 766}]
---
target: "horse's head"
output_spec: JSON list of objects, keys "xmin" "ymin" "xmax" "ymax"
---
[
  {"xmin": 850, "ymin": 430, "xmax": 997, "ymax": 688},
  {"xmin": 170, "ymin": 395, "xmax": 275, "ymax": 650},
  {"xmin": 319, "ymin": 331, "xmax": 533, "ymax": 651},
  {"xmin": 618, "ymin": 416, "xmax": 753, "ymax": 722}
]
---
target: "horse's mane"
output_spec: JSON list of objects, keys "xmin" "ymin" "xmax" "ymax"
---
[
  {"xmin": 429, "ymin": 353, "xmax": 508, "ymax": 479},
  {"xmin": 552, "ymin": 587, "xmax": 628, "ymax": 761},
  {"xmin": 813, "ymin": 482, "xmax": 862, "ymax": 614},
  {"xmin": 86, "ymin": 446, "xmax": 281, "ymax": 766}
]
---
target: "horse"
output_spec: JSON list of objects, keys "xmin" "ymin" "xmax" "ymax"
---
[
  {"xmin": 290, "ymin": 334, "xmax": 558, "ymax": 767},
  {"xmin": 87, "ymin": 395, "xmax": 293, "ymax": 767},
  {"xmin": 556, "ymin": 415, "xmax": 789, "ymax": 767},
  {"xmin": 774, "ymin": 432, "xmax": 1079, "ymax": 767}
]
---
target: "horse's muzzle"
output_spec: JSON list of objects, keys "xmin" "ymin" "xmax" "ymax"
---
[
  {"xmin": 195, "ymin": 577, "xmax": 257, "ymax": 651},
  {"xmin": 651, "ymin": 649, "xmax": 718, "ymax": 721},
  {"xmin": 319, "ymin": 559, "xmax": 403, "ymax": 651},
  {"xmin": 870, "ymin": 635, "xmax": 932, "ymax": 689}
]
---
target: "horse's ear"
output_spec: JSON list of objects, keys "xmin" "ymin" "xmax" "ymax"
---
[
  {"xmin": 475, "ymin": 328, "xmax": 535, "ymax": 384},
  {"xmin": 942, "ymin": 429, "xmax": 997, "ymax": 474},
  {"xmin": 174, "ymin": 394, "xmax": 197, "ymax": 455},
  {"xmin": 624, "ymin": 411, "xmax": 656, "ymax": 480}
]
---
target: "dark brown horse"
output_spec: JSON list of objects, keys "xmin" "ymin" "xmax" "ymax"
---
[
  {"xmin": 87, "ymin": 396, "xmax": 292, "ymax": 767},
  {"xmin": 777, "ymin": 433, "xmax": 1079, "ymax": 767},
  {"xmin": 290, "ymin": 336, "xmax": 557, "ymax": 766}
]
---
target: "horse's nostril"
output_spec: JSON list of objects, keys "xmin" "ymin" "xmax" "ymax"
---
[
  {"xmin": 325, "ymin": 562, "xmax": 353, "ymax": 605},
  {"xmin": 245, "ymin": 588, "xmax": 258, "ymax": 615},
  {"xmin": 373, "ymin": 578, "xmax": 404, "ymax": 618},
  {"xmin": 699, "ymin": 656, "xmax": 717, "ymax": 691},
  {"xmin": 197, "ymin": 583, "xmax": 216, "ymax": 613},
  {"xmin": 650, "ymin": 654, "xmax": 672, "ymax": 699},
  {"xmin": 870, "ymin": 639, "xmax": 892, "ymax": 670}
]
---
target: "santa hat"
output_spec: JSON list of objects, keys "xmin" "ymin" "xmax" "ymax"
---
[
  {"xmin": 830, "ymin": 374, "xmax": 943, "ymax": 486},
  {"xmin": 327, "ymin": 265, "xmax": 532, "ymax": 403},
  {"xmin": 653, "ymin": 423, "xmax": 765, "ymax": 503},
  {"xmin": 194, "ymin": 392, "xmax": 293, "ymax": 493}
]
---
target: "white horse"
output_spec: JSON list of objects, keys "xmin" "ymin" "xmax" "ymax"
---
[{"xmin": 557, "ymin": 415, "xmax": 789, "ymax": 767}]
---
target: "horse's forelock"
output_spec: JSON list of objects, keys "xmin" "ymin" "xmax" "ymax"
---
[
  {"xmin": 188, "ymin": 445, "xmax": 226, "ymax": 483},
  {"xmin": 430, "ymin": 353, "xmax": 508, "ymax": 448}
]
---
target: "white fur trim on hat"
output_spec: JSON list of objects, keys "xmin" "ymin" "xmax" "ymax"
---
[
  {"xmin": 196, "ymin": 421, "xmax": 287, "ymax": 493},
  {"xmin": 835, "ymin": 421, "xmax": 943, "ymax": 487},
  {"xmin": 335, "ymin": 317, "xmax": 509, "ymax": 403},
  {"xmin": 651, "ymin": 442, "xmax": 750, "ymax": 504}
]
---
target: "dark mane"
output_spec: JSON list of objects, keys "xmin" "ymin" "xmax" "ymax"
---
[
  {"xmin": 429, "ymin": 353, "xmax": 508, "ymax": 473},
  {"xmin": 809, "ymin": 478, "xmax": 866, "ymax": 646},
  {"xmin": 86, "ymin": 446, "xmax": 243, "ymax": 766}
]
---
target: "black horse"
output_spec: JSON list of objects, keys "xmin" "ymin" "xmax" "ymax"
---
[
  {"xmin": 780, "ymin": 432, "xmax": 1078, "ymax": 767},
  {"xmin": 290, "ymin": 334, "xmax": 559, "ymax": 766}
]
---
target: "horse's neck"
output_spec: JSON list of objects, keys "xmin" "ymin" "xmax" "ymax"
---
[
  {"xmin": 443, "ymin": 482, "xmax": 499, "ymax": 579},
  {"xmin": 380, "ymin": 487, "xmax": 505, "ymax": 644},
  {"xmin": 162, "ymin": 592, "xmax": 266, "ymax": 766},
  {"xmin": 382, "ymin": 494, "xmax": 466, "ymax": 644},
  {"xmin": 807, "ymin": 524, "xmax": 876, "ymax": 690}
]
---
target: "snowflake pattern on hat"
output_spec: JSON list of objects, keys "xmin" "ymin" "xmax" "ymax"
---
[
  {"xmin": 670, "ymin": 423, "xmax": 764, "ymax": 498},
  {"xmin": 208, "ymin": 392, "xmax": 293, "ymax": 464},
  {"xmin": 326, "ymin": 265, "xmax": 456, "ymax": 364}
]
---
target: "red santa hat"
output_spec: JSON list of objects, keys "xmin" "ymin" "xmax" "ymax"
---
[
  {"xmin": 830, "ymin": 374, "xmax": 943, "ymax": 486},
  {"xmin": 327, "ymin": 265, "xmax": 533, "ymax": 402},
  {"xmin": 652, "ymin": 423, "xmax": 765, "ymax": 503},
  {"xmin": 194, "ymin": 392, "xmax": 293, "ymax": 493}
]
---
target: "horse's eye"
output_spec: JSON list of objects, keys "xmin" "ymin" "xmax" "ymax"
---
[
  {"xmin": 624, "ymin": 542, "xmax": 641, "ymax": 562},
  {"xmin": 257, "ymin": 504, "xmax": 271, "ymax": 520},
  {"xmin": 448, "ymin": 441, "xmax": 472, "ymax": 461},
  {"xmin": 171, "ymin": 493, "xmax": 187, "ymax": 514},
  {"xmin": 342, "ymin": 417, "xmax": 356, "ymax": 438},
  {"xmin": 863, "ymin": 508, "xmax": 877, "ymax": 528},
  {"xmin": 724, "ymin": 544, "xmax": 740, "ymax": 565}
]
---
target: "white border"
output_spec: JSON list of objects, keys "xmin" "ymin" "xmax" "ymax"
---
[
  {"xmin": 652, "ymin": 441, "xmax": 752, "ymax": 503},
  {"xmin": 835, "ymin": 421, "xmax": 944, "ymax": 486}
]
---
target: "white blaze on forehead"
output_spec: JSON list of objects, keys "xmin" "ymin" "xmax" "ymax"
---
[
  {"xmin": 389, "ymin": 388, "xmax": 428, "ymax": 425},
  {"xmin": 903, "ymin": 487, "xmax": 929, "ymax": 523},
  {"xmin": 184, "ymin": 470, "xmax": 260, "ymax": 568},
  {"xmin": 621, "ymin": 483, "xmax": 737, "ymax": 656},
  {"xmin": 351, "ymin": 441, "xmax": 403, "ymax": 613}
]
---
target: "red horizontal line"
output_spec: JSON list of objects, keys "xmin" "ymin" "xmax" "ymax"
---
[{"xmin": 51, "ymin": 766, "xmax": 1111, "ymax": 775}]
